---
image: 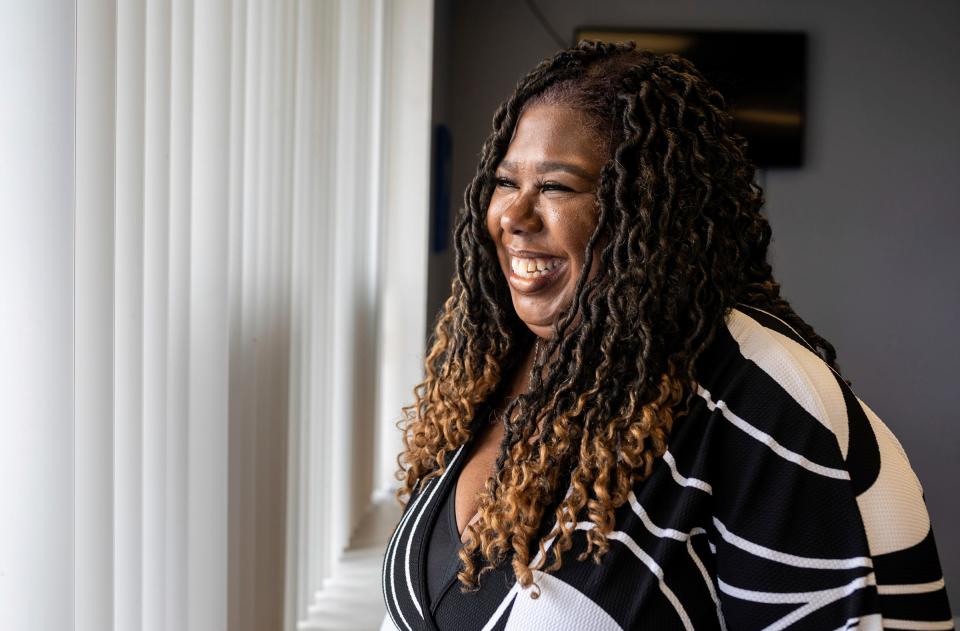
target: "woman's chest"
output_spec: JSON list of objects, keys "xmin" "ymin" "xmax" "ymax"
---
[
  {"xmin": 453, "ymin": 422, "xmax": 504, "ymax": 544},
  {"xmin": 383, "ymin": 449, "xmax": 722, "ymax": 630},
  {"xmin": 431, "ymin": 465, "xmax": 722, "ymax": 631}
]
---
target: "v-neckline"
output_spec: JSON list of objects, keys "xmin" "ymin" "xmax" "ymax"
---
[
  {"xmin": 417, "ymin": 425, "xmax": 484, "ymax": 627},
  {"xmin": 416, "ymin": 367, "xmax": 526, "ymax": 626},
  {"xmin": 450, "ymin": 424, "xmax": 490, "ymax": 544},
  {"xmin": 449, "ymin": 473, "xmax": 466, "ymax": 542}
]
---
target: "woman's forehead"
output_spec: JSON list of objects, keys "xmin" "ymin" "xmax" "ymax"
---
[{"xmin": 501, "ymin": 103, "xmax": 607, "ymax": 175}]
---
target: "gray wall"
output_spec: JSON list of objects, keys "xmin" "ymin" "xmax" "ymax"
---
[{"xmin": 428, "ymin": 0, "xmax": 959, "ymax": 607}]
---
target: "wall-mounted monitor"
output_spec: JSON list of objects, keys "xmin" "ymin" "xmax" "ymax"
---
[{"xmin": 575, "ymin": 28, "xmax": 808, "ymax": 168}]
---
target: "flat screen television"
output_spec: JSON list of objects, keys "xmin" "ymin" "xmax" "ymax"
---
[{"xmin": 575, "ymin": 28, "xmax": 807, "ymax": 168}]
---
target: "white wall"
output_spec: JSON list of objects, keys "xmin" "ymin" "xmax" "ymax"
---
[{"xmin": 429, "ymin": 0, "xmax": 960, "ymax": 609}]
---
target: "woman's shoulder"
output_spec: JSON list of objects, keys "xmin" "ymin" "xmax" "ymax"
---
[
  {"xmin": 697, "ymin": 304, "xmax": 927, "ymax": 504},
  {"xmin": 696, "ymin": 304, "xmax": 863, "ymax": 462},
  {"xmin": 687, "ymin": 305, "xmax": 953, "ymax": 627}
]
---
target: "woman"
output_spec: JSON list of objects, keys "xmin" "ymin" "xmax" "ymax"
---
[{"xmin": 381, "ymin": 41, "xmax": 953, "ymax": 630}]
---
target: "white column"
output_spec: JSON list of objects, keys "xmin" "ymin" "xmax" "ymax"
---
[{"xmin": 0, "ymin": 4, "xmax": 75, "ymax": 631}]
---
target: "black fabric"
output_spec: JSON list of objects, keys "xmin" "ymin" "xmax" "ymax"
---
[
  {"xmin": 381, "ymin": 305, "xmax": 954, "ymax": 630},
  {"xmin": 425, "ymin": 468, "xmax": 466, "ymax": 611}
]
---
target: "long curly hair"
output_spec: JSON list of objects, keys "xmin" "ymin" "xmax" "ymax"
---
[{"xmin": 394, "ymin": 40, "xmax": 843, "ymax": 597}]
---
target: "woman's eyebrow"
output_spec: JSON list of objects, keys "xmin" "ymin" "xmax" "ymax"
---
[{"xmin": 498, "ymin": 159, "xmax": 594, "ymax": 180}]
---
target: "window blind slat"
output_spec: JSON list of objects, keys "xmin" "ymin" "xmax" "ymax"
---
[
  {"xmin": 114, "ymin": 1, "xmax": 147, "ymax": 628},
  {"xmin": 142, "ymin": 0, "xmax": 172, "ymax": 628}
]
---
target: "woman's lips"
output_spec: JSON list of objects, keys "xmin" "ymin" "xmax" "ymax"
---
[{"xmin": 507, "ymin": 255, "xmax": 566, "ymax": 294}]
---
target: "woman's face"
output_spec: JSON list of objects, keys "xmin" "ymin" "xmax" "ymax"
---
[{"xmin": 486, "ymin": 103, "xmax": 608, "ymax": 339}]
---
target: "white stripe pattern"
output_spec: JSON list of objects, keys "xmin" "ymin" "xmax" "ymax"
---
[
  {"xmin": 403, "ymin": 445, "xmax": 466, "ymax": 620},
  {"xmin": 386, "ymin": 474, "xmax": 434, "ymax": 631},
  {"xmin": 726, "ymin": 309, "xmax": 851, "ymax": 458},
  {"xmin": 718, "ymin": 573, "xmax": 876, "ymax": 631},
  {"xmin": 883, "ymin": 619, "xmax": 956, "ymax": 630},
  {"xmin": 831, "ymin": 616, "xmax": 863, "ymax": 631},
  {"xmin": 478, "ymin": 584, "xmax": 521, "ymax": 631},
  {"xmin": 627, "ymin": 489, "xmax": 727, "ymax": 627},
  {"xmin": 713, "ymin": 517, "xmax": 873, "ymax": 570},
  {"xmin": 698, "ymin": 385, "xmax": 851, "ymax": 480},
  {"xmin": 877, "ymin": 578, "xmax": 946, "ymax": 595},
  {"xmin": 661, "ymin": 450, "xmax": 713, "ymax": 494},
  {"xmin": 735, "ymin": 304, "xmax": 846, "ymax": 382},
  {"xmin": 627, "ymin": 491, "xmax": 692, "ymax": 542},
  {"xmin": 687, "ymin": 534, "xmax": 727, "ymax": 631},
  {"xmin": 586, "ymin": 524, "xmax": 695, "ymax": 631}
]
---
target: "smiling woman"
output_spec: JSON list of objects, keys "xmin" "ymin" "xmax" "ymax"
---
[{"xmin": 381, "ymin": 41, "xmax": 954, "ymax": 630}]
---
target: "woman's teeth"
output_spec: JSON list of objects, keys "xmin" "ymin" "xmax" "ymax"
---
[{"xmin": 510, "ymin": 256, "xmax": 561, "ymax": 279}]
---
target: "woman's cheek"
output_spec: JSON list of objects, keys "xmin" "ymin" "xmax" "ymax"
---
[{"xmin": 484, "ymin": 203, "xmax": 501, "ymax": 238}]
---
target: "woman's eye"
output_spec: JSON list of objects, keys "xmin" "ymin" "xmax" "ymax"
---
[{"xmin": 493, "ymin": 178, "xmax": 572, "ymax": 192}]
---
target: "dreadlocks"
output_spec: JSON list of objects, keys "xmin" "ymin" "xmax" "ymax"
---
[{"xmin": 394, "ymin": 40, "xmax": 843, "ymax": 598}]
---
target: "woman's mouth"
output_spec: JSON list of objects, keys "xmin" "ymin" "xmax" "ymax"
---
[{"xmin": 507, "ymin": 255, "xmax": 566, "ymax": 293}]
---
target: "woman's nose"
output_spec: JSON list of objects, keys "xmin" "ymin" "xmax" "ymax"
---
[{"xmin": 500, "ymin": 191, "xmax": 542, "ymax": 234}]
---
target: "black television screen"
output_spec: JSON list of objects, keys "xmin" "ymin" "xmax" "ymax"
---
[{"xmin": 575, "ymin": 28, "xmax": 807, "ymax": 168}]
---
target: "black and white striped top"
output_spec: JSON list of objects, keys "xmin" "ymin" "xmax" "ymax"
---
[{"xmin": 381, "ymin": 305, "xmax": 954, "ymax": 630}]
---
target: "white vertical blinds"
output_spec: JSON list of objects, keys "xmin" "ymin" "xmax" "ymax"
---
[
  {"xmin": 372, "ymin": 0, "xmax": 436, "ymax": 501},
  {"xmin": 189, "ymin": 2, "xmax": 234, "ymax": 630},
  {"xmin": 0, "ymin": 4, "xmax": 75, "ymax": 631},
  {"xmin": 113, "ymin": 2, "xmax": 147, "ymax": 630},
  {"xmin": 285, "ymin": 0, "xmax": 340, "ymax": 624},
  {"xmin": 142, "ymin": 2, "xmax": 173, "ymax": 631},
  {"xmin": 75, "ymin": 1, "xmax": 118, "ymax": 630},
  {"xmin": 165, "ymin": 1, "xmax": 194, "ymax": 628},
  {"xmin": 0, "ymin": 1, "xmax": 432, "ymax": 630},
  {"xmin": 74, "ymin": 0, "xmax": 435, "ymax": 629}
]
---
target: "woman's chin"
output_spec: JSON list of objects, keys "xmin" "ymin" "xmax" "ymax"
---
[
  {"xmin": 521, "ymin": 326, "xmax": 554, "ymax": 342},
  {"xmin": 512, "ymin": 308, "xmax": 556, "ymax": 338},
  {"xmin": 514, "ymin": 300, "xmax": 585, "ymax": 340}
]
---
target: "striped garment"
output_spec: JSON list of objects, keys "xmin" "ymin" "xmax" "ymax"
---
[{"xmin": 380, "ymin": 305, "xmax": 954, "ymax": 630}]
